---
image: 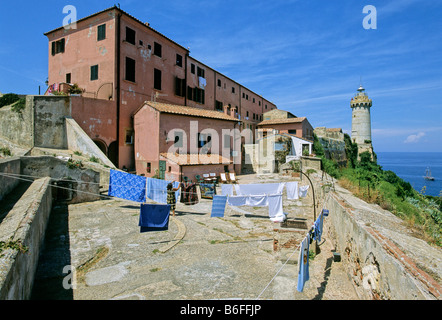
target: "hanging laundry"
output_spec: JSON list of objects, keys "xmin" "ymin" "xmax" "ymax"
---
[
  {"xmin": 322, "ymin": 209, "xmax": 329, "ymax": 217},
  {"xmin": 108, "ymin": 169, "xmax": 147, "ymax": 203},
  {"xmin": 227, "ymin": 195, "xmax": 248, "ymax": 207},
  {"xmin": 313, "ymin": 213, "xmax": 324, "ymax": 242},
  {"xmin": 221, "ymin": 184, "xmax": 234, "ymax": 196},
  {"xmin": 200, "ymin": 183, "xmax": 216, "ymax": 199},
  {"xmin": 234, "ymin": 184, "xmax": 240, "ymax": 195},
  {"xmin": 146, "ymin": 177, "xmax": 180, "ymax": 204},
  {"xmin": 267, "ymin": 194, "xmax": 284, "ymax": 220},
  {"xmin": 236, "ymin": 183, "xmax": 285, "ymax": 196},
  {"xmin": 286, "ymin": 181, "xmax": 299, "ymax": 200},
  {"xmin": 211, "ymin": 195, "xmax": 228, "ymax": 218},
  {"xmin": 180, "ymin": 182, "xmax": 199, "ymax": 205},
  {"xmin": 139, "ymin": 203, "xmax": 170, "ymax": 233},
  {"xmin": 246, "ymin": 195, "xmax": 269, "ymax": 207},
  {"xmin": 299, "ymin": 185, "xmax": 310, "ymax": 198},
  {"xmin": 297, "ymin": 235, "xmax": 310, "ymax": 292}
]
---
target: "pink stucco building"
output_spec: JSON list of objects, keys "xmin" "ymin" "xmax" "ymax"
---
[
  {"xmin": 258, "ymin": 109, "xmax": 314, "ymax": 141},
  {"xmin": 44, "ymin": 6, "xmax": 277, "ymax": 172},
  {"xmin": 134, "ymin": 102, "xmax": 240, "ymax": 180}
]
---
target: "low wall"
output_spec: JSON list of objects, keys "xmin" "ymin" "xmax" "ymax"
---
[
  {"xmin": 325, "ymin": 187, "xmax": 441, "ymax": 300},
  {"xmin": 0, "ymin": 177, "xmax": 53, "ymax": 300},
  {"xmin": 20, "ymin": 156, "xmax": 101, "ymax": 204},
  {"xmin": 0, "ymin": 157, "xmax": 21, "ymax": 201}
]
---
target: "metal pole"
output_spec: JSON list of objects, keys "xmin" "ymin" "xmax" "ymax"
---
[{"xmin": 299, "ymin": 169, "xmax": 319, "ymax": 254}]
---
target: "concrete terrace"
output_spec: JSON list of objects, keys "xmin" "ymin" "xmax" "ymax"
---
[{"xmin": 30, "ymin": 173, "xmax": 359, "ymax": 300}]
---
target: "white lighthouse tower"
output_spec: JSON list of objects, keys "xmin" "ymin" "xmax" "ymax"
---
[{"xmin": 351, "ymin": 84, "xmax": 373, "ymax": 157}]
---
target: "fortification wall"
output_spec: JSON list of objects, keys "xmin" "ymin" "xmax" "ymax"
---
[{"xmin": 323, "ymin": 182, "xmax": 442, "ymax": 300}]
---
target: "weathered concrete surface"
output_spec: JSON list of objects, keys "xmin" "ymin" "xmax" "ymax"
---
[
  {"xmin": 0, "ymin": 157, "xmax": 20, "ymax": 202},
  {"xmin": 0, "ymin": 96, "xmax": 34, "ymax": 148},
  {"xmin": 65, "ymin": 117, "xmax": 115, "ymax": 169},
  {"xmin": 0, "ymin": 177, "xmax": 52, "ymax": 300},
  {"xmin": 31, "ymin": 174, "xmax": 358, "ymax": 300},
  {"xmin": 327, "ymin": 183, "xmax": 442, "ymax": 300},
  {"xmin": 20, "ymin": 156, "xmax": 100, "ymax": 204}
]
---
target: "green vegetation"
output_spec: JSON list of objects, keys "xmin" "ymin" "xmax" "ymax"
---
[
  {"xmin": 313, "ymin": 133, "xmax": 442, "ymax": 246},
  {"xmin": 89, "ymin": 156, "xmax": 99, "ymax": 163},
  {"xmin": 66, "ymin": 158, "xmax": 84, "ymax": 169},
  {"xmin": 0, "ymin": 93, "xmax": 26, "ymax": 114},
  {"xmin": 0, "ymin": 237, "xmax": 28, "ymax": 256},
  {"xmin": 0, "ymin": 147, "xmax": 12, "ymax": 157}
]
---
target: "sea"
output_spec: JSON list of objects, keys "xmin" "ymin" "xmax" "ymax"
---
[{"xmin": 376, "ymin": 152, "xmax": 442, "ymax": 197}]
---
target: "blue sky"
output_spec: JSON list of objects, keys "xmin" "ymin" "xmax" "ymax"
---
[{"xmin": 0, "ymin": 0, "xmax": 441, "ymax": 152}]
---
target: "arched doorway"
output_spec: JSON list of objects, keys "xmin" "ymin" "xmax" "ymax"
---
[
  {"xmin": 93, "ymin": 139, "xmax": 107, "ymax": 156},
  {"xmin": 108, "ymin": 141, "xmax": 118, "ymax": 167}
]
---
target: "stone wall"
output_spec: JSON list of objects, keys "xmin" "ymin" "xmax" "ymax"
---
[
  {"xmin": 33, "ymin": 96, "xmax": 71, "ymax": 149},
  {"xmin": 0, "ymin": 177, "xmax": 53, "ymax": 300},
  {"xmin": 0, "ymin": 96, "xmax": 34, "ymax": 148},
  {"xmin": 20, "ymin": 156, "xmax": 100, "ymax": 204},
  {"xmin": 324, "ymin": 185, "xmax": 442, "ymax": 300},
  {"xmin": 0, "ymin": 157, "xmax": 20, "ymax": 201}
]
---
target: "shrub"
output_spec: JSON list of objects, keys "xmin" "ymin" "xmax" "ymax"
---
[{"xmin": 0, "ymin": 93, "xmax": 20, "ymax": 108}]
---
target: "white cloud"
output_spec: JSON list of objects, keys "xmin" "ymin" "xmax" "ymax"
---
[{"xmin": 404, "ymin": 132, "xmax": 425, "ymax": 143}]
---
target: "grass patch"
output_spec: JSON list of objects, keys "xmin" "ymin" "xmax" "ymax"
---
[{"xmin": 76, "ymin": 246, "xmax": 109, "ymax": 283}]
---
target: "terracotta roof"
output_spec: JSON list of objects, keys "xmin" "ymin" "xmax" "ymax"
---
[
  {"xmin": 257, "ymin": 117, "xmax": 307, "ymax": 126},
  {"xmin": 140, "ymin": 102, "xmax": 240, "ymax": 122},
  {"xmin": 44, "ymin": 6, "xmax": 188, "ymax": 52},
  {"xmin": 160, "ymin": 153, "xmax": 232, "ymax": 166}
]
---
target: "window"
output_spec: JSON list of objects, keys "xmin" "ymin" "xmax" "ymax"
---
[
  {"xmin": 246, "ymin": 94, "xmax": 249, "ymax": 100},
  {"xmin": 97, "ymin": 24, "xmax": 106, "ymax": 41},
  {"xmin": 51, "ymin": 38, "xmax": 65, "ymax": 55},
  {"xmin": 66, "ymin": 73, "xmax": 71, "ymax": 84},
  {"xmin": 217, "ymin": 79, "xmax": 221, "ymax": 87},
  {"xmin": 90, "ymin": 65, "xmax": 98, "ymax": 81},
  {"xmin": 188, "ymin": 87, "xmax": 205, "ymax": 104},
  {"xmin": 154, "ymin": 42, "xmax": 162, "ymax": 57},
  {"xmin": 198, "ymin": 133, "xmax": 211, "ymax": 148},
  {"xmin": 154, "ymin": 68, "xmax": 162, "ymax": 90},
  {"xmin": 265, "ymin": 104, "xmax": 268, "ymax": 109},
  {"xmin": 215, "ymin": 100, "xmax": 223, "ymax": 111},
  {"xmin": 176, "ymin": 54, "xmax": 183, "ymax": 67},
  {"xmin": 147, "ymin": 163, "xmax": 151, "ymax": 173},
  {"xmin": 125, "ymin": 130, "xmax": 134, "ymax": 145},
  {"xmin": 125, "ymin": 57, "xmax": 136, "ymax": 82},
  {"xmin": 174, "ymin": 131, "xmax": 183, "ymax": 148},
  {"xmin": 175, "ymin": 77, "xmax": 186, "ymax": 97},
  {"xmin": 197, "ymin": 66, "xmax": 205, "ymax": 78},
  {"xmin": 288, "ymin": 130, "xmax": 297, "ymax": 135},
  {"xmin": 253, "ymin": 98, "xmax": 255, "ymax": 103},
  {"xmin": 191, "ymin": 64, "xmax": 195, "ymax": 74},
  {"xmin": 242, "ymin": 93, "xmax": 245, "ymax": 98},
  {"xmin": 224, "ymin": 134, "xmax": 231, "ymax": 148},
  {"xmin": 232, "ymin": 87, "xmax": 235, "ymax": 94},
  {"xmin": 187, "ymin": 86, "xmax": 193, "ymax": 101},
  {"xmin": 195, "ymin": 88, "xmax": 205, "ymax": 104},
  {"xmin": 125, "ymin": 27, "xmax": 136, "ymax": 45},
  {"xmin": 246, "ymin": 111, "xmax": 249, "ymax": 118}
]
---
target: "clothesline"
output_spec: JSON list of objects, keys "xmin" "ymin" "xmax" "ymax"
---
[
  {"xmin": 0, "ymin": 172, "xmax": 200, "ymax": 206},
  {"xmin": 256, "ymin": 190, "xmax": 332, "ymax": 299},
  {"xmin": 0, "ymin": 170, "xmax": 332, "ymax": 298}
]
